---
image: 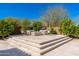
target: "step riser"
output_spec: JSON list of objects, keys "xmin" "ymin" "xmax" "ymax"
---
[
  {"xmin": 40, "ymin": 38, "xmax": 73, "ymax": 55},
  {"xmin": 40, "ymin": 37, "xmax": 66, "ymax": 45},
  {"xmin": 40, "ymin": 37, "xmax": 70, "ymax": 49}
]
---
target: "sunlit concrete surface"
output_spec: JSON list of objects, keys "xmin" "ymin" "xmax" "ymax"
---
[
  {"xmin": 9, "ymin": 35, "xmax": 65, "ymax": 44},
  {"xmin": 0, "ymin": 35, "xmax": 79, "ymax": 56},
  {"xmin": 44, "ymin": 39, "xmax": 79, "ymax": 56},
  {"xmin": 0, "ymin": 40, "xmax": 31, "ymax": 56},
  {"xmin": 7, "ymin": 35, "xmax": 72, "ymax": 56}
]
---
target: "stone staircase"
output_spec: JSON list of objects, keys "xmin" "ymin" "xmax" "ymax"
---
[{"xmin": 6, "ymin": 35, "xmax": 73, "ymax": 56}]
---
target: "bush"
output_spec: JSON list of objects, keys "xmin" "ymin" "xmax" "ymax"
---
[
  {"xmin": 32, "ymin": 21, "xmax": 43, "ymax": 31},
  {"xmin": 59, "ymin": 18, "xmax": 79, "ymax": 38},
  {"xmin": 0, "ymin": 20, "xmax": 14, "ymax": 39},
  {"xmin": 66, "ymin": 25, "xmax": 76, "ymax": 38},
  {"xmin": 75, "ymin": 25, "xmax": 79, "ymax": 38},
  {"xmin": 0, "ymin": 18, "xmax": 22, "ymax": 39},
  {"xmin": 4, "ymin": 17, "xmax": 21, "ymax": 35},
  {"xmin": 60, "ymin": 18, "xmax": 75, "ymax": 37}
]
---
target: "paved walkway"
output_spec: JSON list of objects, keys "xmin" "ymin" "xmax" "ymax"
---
[
  {"xmin": 0, "ymin": 40, "xmax": 31, "ymax": 56},
  {"xmin": 44, "ymin": 39, "xmax": 79, "ymax": 56}
]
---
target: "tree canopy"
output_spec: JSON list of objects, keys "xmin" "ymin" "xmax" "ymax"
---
[{"xmin": 41, "ymin": 6, "xmax": 68, "ymax": 27}]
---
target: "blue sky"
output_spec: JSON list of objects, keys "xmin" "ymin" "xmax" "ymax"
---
[{"xmin": 0, "ymin": 3, "xmax": 79, "ymax": 23}]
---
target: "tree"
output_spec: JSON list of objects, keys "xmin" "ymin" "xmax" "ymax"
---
[
  {"xmin": 4, "ymin": 17, "xmax": 21, "ymax": 34},
  {"xmin": 21, "ymin": 19, "xmax": 30, "ymax": 32},
  {"xmin": 32, "ymin": 21, "xmax": 43, "ymax": 31},
  {"xmin": 0, "ymin": 20, "xmax": 14, "ymax": 39},
  {"xmin": 41, "ymin": 6, "xmax": 68, "ymax": 27},
  {"xmin": 60, "ymin": 18, "xmax": 75, "ymax": 37},
  {"xmin": 65, "ymin": 25, "xmax": 76, "ymax": 37}
]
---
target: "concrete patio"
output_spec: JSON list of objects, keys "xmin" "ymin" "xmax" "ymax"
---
[
  {"xmin": 0, "ymin": 40, "xmax": 31, "ymax": 56},
  {"xmin": 0, "ymin": 35, "xmax": 79, "ymax": 56},
  {"xmin": 44, "ymin": 39, "xmax": 79, "ymax": 56}
]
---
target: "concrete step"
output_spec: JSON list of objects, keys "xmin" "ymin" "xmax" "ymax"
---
[
  {"xmin": 40, "ymin": 37, "xmax": 70, "ymax": 49},
  {"xmin": 10, "ymin": 35, "xmax": 66, "ymax": 45},
  {"xmin": 8, "ymin": 38, "xmax": 40, "ymax": 48},
  {"xmin": 7, "ymin": 39, "xmax": 40, "ymax": 56},
  {"xmin": 7, "ymin": 36, "xmax": 72, "ymax": 56},
  {"xmin": 7, "ymin": 39, "xmax": 40, "ymax": 53},
  {"xmin": 8, "ymin": 37, "xmax": 69, "ymax": 49},
  {"xmin": 7, "ymin": 36, "xmax": 67, "ymax": 49},
  {"xmin": 40, "ymin": 37, "xmax": 66, "ymax": 45},
  {"xmin": 40, "ymin": 38, "xmax": 73, "ymax": 55}
]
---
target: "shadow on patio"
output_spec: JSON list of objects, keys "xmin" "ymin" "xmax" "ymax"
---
[{"xmin": 0, "ymin": 48, "xmax": 31, "ymax": 56}]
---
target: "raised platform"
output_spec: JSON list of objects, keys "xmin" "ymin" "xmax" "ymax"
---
[{"xmin": 7, "ymin": 35, "xmax": 72, "ymax": 56}]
